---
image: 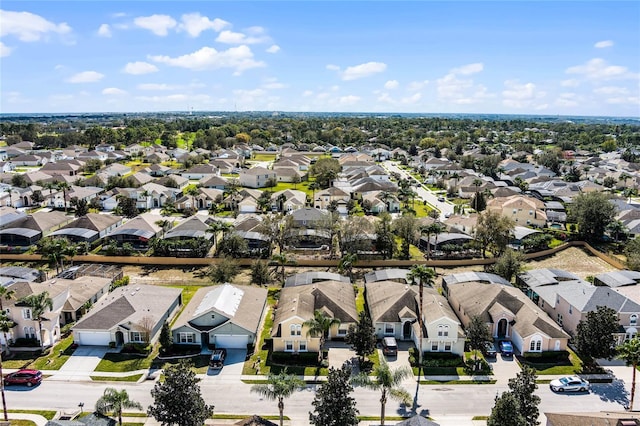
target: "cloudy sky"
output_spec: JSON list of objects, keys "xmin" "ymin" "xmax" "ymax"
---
[{"xmin": 1, "ymin": 2, "xmax": 639, "ymax": 116}]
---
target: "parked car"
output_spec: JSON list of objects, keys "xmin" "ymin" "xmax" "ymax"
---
[
  {"xmin": 209, "ymin": 349, "xmax": 227, "ymax": 369},
  {"xmin": 499, "ymin": 340, "xmax": 514, "ymax": 356},
  {"xmin": 438, "ymin": 196, "xmax": 446, "ymax": 202},
  {"xmin": 549, "ymin": 376, "xmax": 590, "ymax": 393},
  {"xmin": 4, "ymin": 369, "xmax": 42, "ymax": 387},
  {"xmin": 483, "ymin": 342, "xmax": 497, "ymax": 357},
  {"xmin": 381, "ymin": 337, "xmax": 398, "ymax": 357}
]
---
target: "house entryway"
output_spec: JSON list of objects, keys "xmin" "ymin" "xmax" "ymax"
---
[
  {"xmin": 403, "ymin": 321, "xmax": 412, "ymax": 340},
  {"xmin": 497, "ymin": 318, "xmax": 508, "ymax": 338}
]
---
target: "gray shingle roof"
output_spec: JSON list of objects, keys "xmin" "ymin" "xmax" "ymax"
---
[
  {"xmin": 364, "ymin": 268, "xmax": 409, "ymax": 283},
  {"xmin": 285, "ymin": 272, "xmax": 350, "ymax": 287}
]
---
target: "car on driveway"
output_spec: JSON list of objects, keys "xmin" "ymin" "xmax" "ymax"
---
[
  {"xmin": 381, "ymin": 337, "xmax": 398, "ymax": 357},
  {"xmin": 499, "ymin": 340, "xmax": 514, "ymax": 356},
  {"xmin": 483, "ymin": 342, "xmax": 497, "ymax": 357},
  {"xmin": 4, "ymin": 369, "xmax": 42, "ymax": 387},
  {"xmin": 549, "ymin": 376, "xmax": 590, "ymax": 392},
  {"xmin": 209, "ymin": 349, "xmax": 227, "ymax": 369}
]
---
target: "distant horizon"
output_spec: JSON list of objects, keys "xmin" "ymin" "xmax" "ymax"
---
[{"xmin": 2, "ymin": 2, "xmax": 639, "ymax": 116}]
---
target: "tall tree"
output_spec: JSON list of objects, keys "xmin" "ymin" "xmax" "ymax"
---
[
  {"xmin": 250, "ymin": 260, "xmax": 272, "ymax": 286},
  {"xmin": 393, "ymin": 214, "xmax": 418, "ymax": 260},
  {"xmin": 303, "ymin": 310, "xmax": 340, "ymax": 362},
  {"xmin": 466, "ymin": 315, "xmax": 493, "ymax": 371},
  {"xmin": 407, "ymin": 265, "xmax": 435, "ymax": 364},
  {"xmin": 148, "ymin": 360, "xmax": 214, "ymax": 426},
  {"xmin": 568, "ymin": 192, "xmax": 617, "ymax": 242},
  {"xmin": 574, "ymin": 305, "xmax": 619, "ymax": 363},
  {"xmin": 271, "ymin": 253, "xmax": 296, "ymax": 284},
  {"xmin": 19, "ymin": 291, "xmax": 53, "ymax": 350},
  {"xmin": 338, "ymin": 252, "xmax": 357, "ymax": 282},
  {"xmin": 56, "ymin": 181, "xmax": 70, "ymax": 213},
  {"xmin": 95, "ymin": 388, "xmax": 142, "ymax": 426},
  {"xmin": 487, "ymin": 392, "xmax": 525, "ymax": 426},
  {"xmin": 375, "ymin": 213, "xmax": 395, "ymax": 260},
  {"xmin": 508, "ymin": 365, "xmax": 540, "ymax": 426},
  {"xmin": 0, "ymin": 286, "xmax": 15, "ymax": 312},
  {"xmin": 309, "ymin": 365, "xmax": 359, "ymax": 426},
  {"xmin": 158, "ymin": 321, "xmax": 172, "ymax": 355},
  {"xmin": 351, "ymin": 361, "xmax": 412, "ymax": 426},
  {"xmin": 251, "ymin": 370, "xmax": 304, "ymax": 426},
  {"xmin": 492, "ymin": 249, "xmax": 524, "ymax": 282},
  {"xmin": 0, "ymin": 313, "xmax": 15, "ymax": 357},
  {"xmin": 345, "ymin": 311, "xmax": 377, "ymax": 363},
  {"xmin": 475, "ymin": 210, "xmax": 515, "ymax": 258},
  {"xmin": 617, "ymin": 338, "xmax": 640, "ymax": 410}
]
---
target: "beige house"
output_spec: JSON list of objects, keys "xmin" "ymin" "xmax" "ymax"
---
[
  {"xmin": 239, "ymin": 167, "xmax": 277, "ymax": 188},
  {"xmin": 314, "ymin": 187, "xmax": 350, "ymax": 210},
  {"xmin": 271, "ymin": 281, "xmax": 357, "ymax": 353},
  {"xmin": 366, "ymin": 281, "xmax": 465, "ymax": 355},
  {"xmin": 487, "ymin": 195, "xmax": 547, "ymax": 228},
  {"xmin": 447, "ymin": 281, "xmax": 569, "ymax": 355}
]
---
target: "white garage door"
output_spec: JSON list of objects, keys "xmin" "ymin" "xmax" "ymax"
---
[
  {"xmin": 77, "ymin": 331, "xmax": 111, "ymax": 346},
  {"xmin": 215, "ymin": 335, "xmax": 248, "ymax": 349}
]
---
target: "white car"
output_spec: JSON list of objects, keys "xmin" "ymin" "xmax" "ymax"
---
[{"xmin": 549, "ymin": 376, "xmax": 590, "ymax": 392}]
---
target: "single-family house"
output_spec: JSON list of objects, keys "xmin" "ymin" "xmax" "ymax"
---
[
  {"xmin": 171, "ymin": 284, "xmax": 267, "ymax": 349},
  {"xmin": 486, "ymin": 195, "xmax": 547, "ymax": 228},
  {"xmin": 238, "ymin": 167, "xmax": 276, "ymax": 189},
  {"xmin": 73, "ymin": 285, "xmax": 182, "ymax": 346},
  {"xmin": 271, "ymin": 281, "xmax": 357, "ymax": 353},
  {"xmin": 49, "ymin": 213, "xmax": 123, "ymax": 245},
  {"xmin": 103, "ymin": 213, "xmax": 164, "ymax": 250},
  {"xmin": 0, "ymin": 210, "xmax": 72, "ymax": 247}
]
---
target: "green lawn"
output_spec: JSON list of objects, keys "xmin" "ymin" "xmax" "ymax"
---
[
  {"xmin": 90, "ymin": 374, "xmax": 144, "ymax": 382},
  {"xmin": 161, "ymin": 355, "xmax": 211, "ymax": 374},
  {"xmin": 252, "ymin": 153, "xmax": 278, "ymax": 161},
  {"xmin": 168, "ymin": 285, "xmax": 202, "ymax": 327},
  {"xmin": 517, "ymin": 349, "xmax": 582, "ymax": 375},
  {"xmin": 8, "ymin": 410, "xmax": 57, "ymax": 420},
  {"xmin": 355, "ymin": 285, "xmax": 365, "ymax": 313},
  {"xmin": 266, "ymin": 181, "xmax": 314, "ymax": 198},
  {"xmin": 94, "ymin": 352, "xmax": 154, "ymax": 372},
  {"xmin": 243, "ymin": 307, "xmax": 273, "ymax": 375},
  {"xmin": 3, "ymin": 335, "xmax": 74, "ymax": 370}
]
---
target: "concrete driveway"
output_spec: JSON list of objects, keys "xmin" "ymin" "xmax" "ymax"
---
[
  {"xmin": 50, "ymin": 346, "xmax": 110, "ymax": 381},
  {"xmin": 207, "ymin": 349, "xmax": 246, "ymax": 379}
]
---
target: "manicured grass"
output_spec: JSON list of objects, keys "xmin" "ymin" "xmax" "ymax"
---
[
  {"xmin": 414, "ymin": 366, "xmax": 468, "ymax": 376},
  {"xmin": 168, "ymin": 285, "xmax": 202, "ymax": 327},
  {"xmin": 252, "ymin": 153, "xmax": 278, "ymax": 161},
  {"xmin": 409, "ymin": 244, "xmax": 424, "ymax": 261},
  {"xmin": 472, "ymin": 416, "xmax": 489, "ymax": 420},
  {"xmin": 3, "ymin": 335, "xmax": 75, "ymax": 370},
  {"xmin": 212, "ymin": 414, "xmax": 286, "ymax": 420},
  {"xmin": 266, "ymin": 181, "xmax": 313, "ymax": 198},
  {"xmin": 358, "ymin": 416, "xmax": 410, "ymax": 421},
  {"xmin": 243, "ymin": 307, "xmax": 273, "ymax": 375},
  {"xmin": 162, "ymin": 355, "xmax": 211, "ymax": 374},
  {"xmin": 413, "ymin": 202, "xmax": 436, "ymax": 218},
  {"xmin": 94, "ymin": 352, "xmax": 154, "ymax": 372},
  {"xmin": 8, "ymin": 410, "xmax": 57, "ymax": 420},
  {"xmin": 518, "ymin": 348, "xmax": 582, "ymax": 375},
  {"xmin": 355, "ymin": 285, "xmax": 365, "ymax": 313},
  {"xmin": 122, "ymin": 413, "xmax": 148, "ymax": 417},
  {"xmin": 122, "ymin": 423, "xmax": 145, "ymax": 426},
  {"xmin": 420, "ymin": 379, "xmax": 496, "ymax": 384},
  {"xmin": 8, "ymin": 420, "xmax": 36, "ymax": 426},
  {"xmin": 91, "ymin": 374, "xmax": 144, "ymax": 382}
]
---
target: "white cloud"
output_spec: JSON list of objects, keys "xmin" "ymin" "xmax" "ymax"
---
[
  {"xmin": 263, "ymin": 81, "xmax": 287, "ymax": 90},
  {"xmin": 338, "ymin": 95, "xmax": 360, "ymax": 105},
  {"xmin": 326, "ymin": 64, "xmax": 340, "ymax": 71},
  {"xmin": 560, "ymin": 79, "xmax": 580, "ymax": 87},
  {"xmin": 502, "ymin": 79, "xmax": 545, "ymax": 108},
  {"xmin": 134, "ymin": 14, "xmax": 177, "ymax": 36},
  {"xmin": 566, "ymin": 58, "xmax": 636, "ymax": 80},
  {"xmin": 266, "ymin": 44, "xmax": 280, "ymax": 54},
  {"xmin": 555, "ymin": 92, "xmax": 579, "ymax": 107},
  {"xmin": 216, "ymin": 30, "xmax": 269, "ymax": 45},
  {"xmin": 0, "ymin": 41, "xmax": 12, "ymax": 57},
  {"xmin": 594, "ymin": 40, "xmax": 614, "ymax": 48},
  {"xmin": 97, "ymin": 24, "xmax": 111, "ymax": 37},
  {"xmin": 407, "ymin": 80, "xmax": 429, "ymax": 91},
  {"xmin": 384, "ymin": 80, "xmax": 399, "ymax": 90},
  {"xmin": 451, "ymin": 62, "xmax": 484, "ymax": 75},
  {"xmin": 604, "ymin": 96, "xmax": 639, "ymax": 105},
  {"xmin": 178, "ymin": 13, "xmax": 229, "ymax": 37},
  {"xmin": 137, "ymin": 83, "xmax": 179, "ymax": 91},
  {"xmin": 123, "ymin": 61, "xmax": 159, "ymax": 75},
  {"xmin": 437, "ymin": 74, "xmax": 491, "ymax": 104},
  {"xmin": 0, "ymin": 10, "xmax": 71, "ymax": 42},
  {"xmin": 302, "ymin": 90, "xmax": 314, "ymax": 97},
  {"xmin": 341, "ymin": 61, "xmax": 387, "ymax": 81},
  {"xmin": 149, "ymin": 45, "xmax": 265, "ymax": 73},
  {"xmin": 594, "ymin": 86, "xmax": 629, "ymax": 96},
  {"xmin": 102, "ymin": 87, "xmax": 127, "ymax": 96},
  {"xmin": 66, "ymin": 71, "xmax": 104, "ymax": 83}
]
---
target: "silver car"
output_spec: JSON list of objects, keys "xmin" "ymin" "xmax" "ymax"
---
[{"xmin": 549, "ymin": 376, "xmax": 590, "ymax": 392}]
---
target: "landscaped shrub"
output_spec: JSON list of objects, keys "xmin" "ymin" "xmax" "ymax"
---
[
  {"xmin": 110, "ymin": 275, "xmax": 130, "ymax": 291},
  {"xmin": 270, "ymin": 351, "xmax": 324, "ymax": 365},
  {"xmin": 12, "ymin": 338, "xmax": 40, "ymax": 347},
  {"xmin": 463, "ymin": 358, "xmax": 492, "ymax": 375},
  {"xmin": 409, "ymin": 348, "xmax": 464, "ymax": 368},
  {"xmin": 121, "ymin": 343, "xmax": 150, "ymax": 354},
  {"xmin": 162, "ymin": 344, "xmax": 201, "ymax": 356},
  {"xmin": 523, "ymin": 350, "xmax": 570, "ymax": 363}
]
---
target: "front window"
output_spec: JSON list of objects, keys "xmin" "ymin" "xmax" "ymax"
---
[
  {"xmin": 337, "ymin": 329, "xmax": 347, "ymax": 336},
  {"xmin": 444, "ymin": 342, "xmax": 452, "ymax": 351},
  {"xmin": 431, "ymin": 342, "xmax": 439, "ymax": 351},
  {"xmin": 285, "ymin": 341, "xmax": 294, "ymax": 352},
  {"xmin": 298, "ymin": 341, "xmax": 307, "ymax": 352},
  {"xmin": 384, "ymin": 323, "xmax": 394, "ymax": 335},
  {"xmin": 22, "ymin": 309, "xmax": 31, "ymax": 320},
  {"xmin": 632, "ymin": 315, "xmax": 638, "ymax": 326},
  {"xmin": 179, "ymin": 333, "xmax": 194, "ymax": 343},
  {"xmin": 557, "ymin": 314, "xmax": 563, "ymax": 326},
  {"xmin": 130, "ymin": 331, "xmax": 147, "ymax": 343},
  {"xmin": 443, "ymin": 326, "xmax": 449, "ymax": 337}
]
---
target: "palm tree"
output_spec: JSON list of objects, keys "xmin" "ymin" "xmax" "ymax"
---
[
  {"xmin": 0, "ymin": 287, "xmax": 15, "ymax": 313},
  {"xmin": 185, "ymin": 185, "xmax": 200, "ymax": 210},
  {"xmin": 207, "ymin": 220, "xmax": 228, "ymax": 252},
  {"xmin": 2, "ymin": 188, "xmax": 12, "ymax": 208},
  {"xmin": 250, "ymin": 370, "xmax": 304, "ymax": 426},
  {"xmin": 351, "ymin": 360, "xmax": 412, "ymax": 426},
  {"xmin": 95, "ymin": 387, "xmax": 142, "ymax": 426},
  {"xmin": 338, "ymin": 252, "xmax": 357, "ymax": 282},
  {"xmin": 303, "ymin": 309, "xmax": 340, "ymax": 362},
  {"xmin": 56, "ymin": 181, "xmax": 70, "ymax": 213},
  {"xmin": 43, "ymin": 181, "xmax": 56, "ymax": 207},
  {"xmin": 270, "ymin": 253, "xmax": 296, "ymax": 284},
  {"xmin": 406, "ymin": 265, "xmax": 435, "ymax": 365},
  {"xmin": 19, "ymin": 291, "xmax": 53, "ymax": 350},
  {"xmin": 308, "ymin": 181, "xmax": 319, "ymax": 207},
  {"xmin": 0, "ymin": 312, "xmax": 15, "ymax": 357},
  {"xmin": 617, "ymin": 338, "xmax": 640, "ymax": 410},
  {"xmin": 154, "ymin": 219, "xmax": 171, "ymax": 238}
]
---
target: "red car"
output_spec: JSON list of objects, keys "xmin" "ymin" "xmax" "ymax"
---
[{"xmin": 4, "ymin": 369, "xmax": 42, "ymax": 387}]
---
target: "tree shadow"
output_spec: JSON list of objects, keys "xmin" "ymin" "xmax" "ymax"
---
[
  {"xmin": 396, "ymin": 379, "xmax": 430, "ymax": 419},
  {"xmin": 590, "ymin": 379, "xmax": 630, "ymax": 408}
]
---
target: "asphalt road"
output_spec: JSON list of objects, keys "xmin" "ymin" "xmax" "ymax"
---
[
  {"xmin": 7, "ymin": 378, "xmax": 628, "ymax": 424},
  {"xmin": 382, "ymin": 161, "xmax": 455, "ymax": 220}
]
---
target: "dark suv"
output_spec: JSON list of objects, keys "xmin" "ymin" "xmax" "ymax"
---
[
  {"xmin": 209, "ymin": 349, "xmax": 227, "ymax": 369},
  {"xmin": 4, "ymin": 369, "xmax": 42, "ymax": 387},
  {"xmin": 381, "ymin": 337, "xmax": 398, "ymax": 357}
]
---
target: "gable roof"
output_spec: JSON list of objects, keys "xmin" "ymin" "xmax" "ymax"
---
[
  {"xmin": 285, "ymin": 272, "xmax": 350, "ymax": 287},
  {"xmin": 364, "ymin": 268, "xmax": 409, "ymax": 283},
  {"xmin": 366, "ymin": 281, "xmax": 418, "ymax": 323}
]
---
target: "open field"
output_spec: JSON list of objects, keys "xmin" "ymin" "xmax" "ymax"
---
[{"xmin": 524, "ymin": 246, "xmax": 618, "ymax": 279}]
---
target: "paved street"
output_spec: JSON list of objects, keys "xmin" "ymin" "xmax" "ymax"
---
[{"xmin": 383, "ymin": 161, "xmax": 455, "ymax": 220}]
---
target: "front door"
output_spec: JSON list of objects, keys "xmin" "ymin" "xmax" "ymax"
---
[
  {"xmin": 201, "ymin": 332, "xmax": 209, "ymax": 348},
  {"xmin": 497, "ymin": 318, "xmax": 508, "ymax": 338},
  {"xmin": 403, "ymin": 321, "xmax": 412, "ymax": 340}
]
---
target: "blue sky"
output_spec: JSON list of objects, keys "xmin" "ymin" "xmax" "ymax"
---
[{"xmin": 1, "ymin": 1, "xmax": 639, "ymax": 116}]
